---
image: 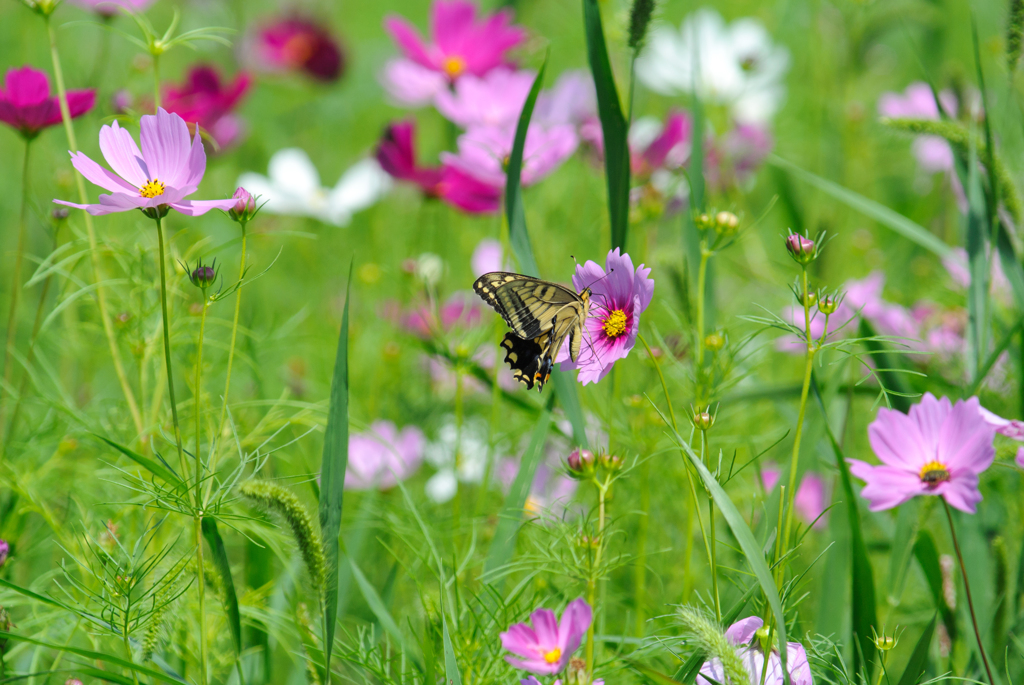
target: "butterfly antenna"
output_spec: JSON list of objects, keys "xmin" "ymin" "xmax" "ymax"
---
[{"xmin": 581, "ymin": 267, "xmax": 615, "ymax": 292}]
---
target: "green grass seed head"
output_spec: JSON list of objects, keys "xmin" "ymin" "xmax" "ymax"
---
[{"xmin": 678, "ymin": 606, "xmax": 749, "ymax": 685}]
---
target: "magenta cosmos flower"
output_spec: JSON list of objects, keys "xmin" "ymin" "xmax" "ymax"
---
[
  {"xmin": 849, "ymin": 393, "xmax": 995, "ymax": 513},
  {"xmin": 630, "ymin": 110, "xmax": 693, "ymax": 177},
  {"xmin": 385, "ymin": 0, "xmax": 526, "ymax": 83},
  {"xmin": 555, "ymin": 249, "xmax": 654, "ymax": 385},
  {"xmin": 252, "ymin": 17, "xmax": 344, "ymax": 82},
  {"xmin": 500, "ymin": 598, "xmax": 592, "ymax": 675},
  {"xmin": 376, "ymin": 120, "xmax": 444, "ymax": 196},
  {"xmin": 163, "ymin": 65, "xmax": 251, "ymax": 149},
  {"xmin": 345, "ymin": 421, "xmax": 425, "ymax": 490},
  {"xmin": 0, "ymin": 67, "xmax": 94, "ymax": 139},
  {"xmin": 54, "ymin": 108, "xmax": 237, "ymax": 217},
  {"xmin": 698, "ymin": 617, "xmax": 813, "ymax": 685}
]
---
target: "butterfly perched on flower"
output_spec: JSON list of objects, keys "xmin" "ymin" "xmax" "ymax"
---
[{"xmin": 473, "ymin": 272, "xmax": 591, "ymax": 391}]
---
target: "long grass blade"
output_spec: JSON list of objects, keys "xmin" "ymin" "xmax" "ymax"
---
[
  {"xmin": 442, "ymin": 608, "xmax": 463, "ymax": 685},
  {"xmin": 348, "ymin": 554, "xmax": 424, "ymax": 670},
  {"xmin": 95, "ymin": 435, "xmax": 186, "ymax": 493},
  {"xmin": 895, "ymin": 615, "xmax": 936, "ymax": 685},
  {"xmin": 201, "ymin": 517, "xmax": 242, "ymax": 657}
]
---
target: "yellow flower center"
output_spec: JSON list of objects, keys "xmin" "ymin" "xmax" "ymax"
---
[
  {"xmin": 602, "ymin": 309, "xmax": 627, "ymax": 338},
  {"xmin": 918, "ymin": 460, "xmax": 950, "ymax": 489},
  {"xmin": 543, "ymin": 648, "xmax": 562, "ymax": 664},
  {"xmin": 443, "ymin": 55, "xmax": 466, "ymax": 78},
  {"xmin": 140, "ymin": 179, "xmax": 165, "ymax": 199}
]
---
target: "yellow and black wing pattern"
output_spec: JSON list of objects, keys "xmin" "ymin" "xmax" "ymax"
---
[{"xmin": 473, "ymin": 272, "xmax": 591, "ymax": 392}]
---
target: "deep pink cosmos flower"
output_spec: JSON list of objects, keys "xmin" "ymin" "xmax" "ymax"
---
[
  {"xmin": 697, "ymin": 617, "xmax": 813, "ymax": 685},
  {"xmin": 163, "ymin": 65, "xmax": 251, "ymax": 149},
  {"xmin": 0, "ymin": 67, "xmax": 94, "ymax": 139},
  {"xmin": 761, "ymin": 467, "xmax": 827, "ymax": 528},
  {"xmin": 252, "ymin": 17, "xmax": 344, "ymax": 82},
  {"xmin": 437, "ymin": 163, "xmax": 502, "ymax": 213},
  {"xmin": 500, "ymin": 598, "xmax": 592, "ymax": 675},
  {"xmin": 67, "ymin": 0, "xmax": 154, "ymax": 16},
  {"xmin": 441, "ymin": 124, "xmax": 578, "ymax": 188},
  {"xmin": 375, "ymin": 120, "xmax": 444, "ymax": 196},
  {"xmin": 384, "ymin": 0, "xmax": 526, "ymax": 83},
  {"xmin": 555, "ymin": 249, "xmax": 654, "ymax": 385},
  {"xmin": 434, "ymin": 68, "xmax": 535, "ymax": 128},
  {"xmin": 54, "ymin": 108, "xmax": 237, "ymax": 217},
  {"xmin": 345, "ymin": 421, "xmax": 424, "ymax": 490},
  {"xmin": 631, "ymin": 110, "xmax": 693, "ymax": 177},
  {"xmin": 850, "ymin": 393, "xmax": 995, "ymax": 513}
]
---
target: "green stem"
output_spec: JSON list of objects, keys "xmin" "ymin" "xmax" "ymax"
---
[
  {"xmin": 943, "ymin": 500, "xmax": 996, "ymax": 685},
  {"xmin": 152, "ymin": 52, "xmax": 161, "ymax": 110},
  {"xmin": 1, "ymin": 140, "xmax": 32, "ymax": 454},
  {"xmin": 703, "ymin": 427, "xmax": 720, "ymax": 622},
  {"xmin": 195, "ymin": 515, "xmax": 208, "ymax": 685},
  {"xmin": 123, "ymin": 621, "xmax": 141, "ymax": 685},
  {"xmin": 194, "ymin": 300, "xmax": 209, "ymax": 506},
  {"xmin": 638, "ymin": 334, "xmax": 675, "ymax": 426},
  {"xmin": 46, "ymin": 14, "xmax": 143, "ymax": 436},
  {"xmin": 695, "ymin": 245, "xmax": 710, "ymax": 369},
  {"xmin": 634, "ymin": 456, "xmax": 649, "ymax": 638},
  {"xmin": 211, "ymin": 225, "xmax": 246, "ymax": 499},
  {"xmin": 154, "ymin": 216, "xmax": 186, "ymax": 477},
  {"xmin": 585, "ymin": 480, "xmax": 608, "ymax": 677}
]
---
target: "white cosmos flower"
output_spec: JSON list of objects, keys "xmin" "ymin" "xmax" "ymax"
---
[
  {"xmin": 424, "ymin": 419, "xmax": 491, "ymax": 504},
  {"xmin": 636, "ymin": 8, "xmax": 789, "ymax": 124},
  {"xmin": 237, "ymin": 148, "xmax": 392, "ymax": 226}
]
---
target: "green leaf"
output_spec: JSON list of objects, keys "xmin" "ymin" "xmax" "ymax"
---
[
  {"xmin": 505, "ymin": 61, "xmax": 547, "ymax": 278},
  {"xmin": 896, "ymin": 616, "xmax": 936, "ymax": 685},
  {"xmin": 485, "ymin": 401, "xmax": 554, "ymax": 575},
  {"xmin": 582, "ymin": 0, "xmax": 630, "ymax": 250},
  {"xmin": 887, "ymin": 499, "xmax": 920, "ymax": 605},
  {"xmin": 811, "ymin": 380, "xmax": 878, "ymax": 677},
  {"xmin": 551, "ymin": 370, "xmax": 588, "ymax": 449},
  {"xmin": 913, "ymin": 532, "xmax": 958, "ymax": 641},
  {"xmin": 441, "ymin": 608, "xmax": 463, "ymax": 685},
  {"xmin": 995, "ymin": 220, "xmax": 1024, "ymax": 309},
  {"xmin": 964, "ymin": 138, "xmax": 989, "ymax": 379},
  {"xmin": 74, "ymin": 667, "xmax": 143, "ymax": 685},
  {"xmin": 201, "ymin": 517, "xmax": 242, "ymax": 657},
  {"xmin": 0, "ymin": 631, "xmax": 186, "ymax": 684},
  {"xmin": 318, "ymin": 264, "xmax": 353, "ymax": 677},
  {"xmin": 649, "ymin": 401, "xmax": 788, "ymax": 674},
  {"xmin": 94, "ymin": 435, "xmax": 186, "ymax": 492},
  {"xmin": 627, "ymin": 659, "xmax": 685, "ymax": 685},
  {"xmin": 768, "ymin": 155, "xmax": 952, "ymax": 257},
  {"xmin": 348, "ymin": 554, "xmax": 423, "ymax": 669}
]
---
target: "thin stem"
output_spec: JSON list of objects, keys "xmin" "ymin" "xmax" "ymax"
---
[
  {"xmin": 1, "ymin": 140, "xmax": 32, "ymax": 453},
  {"xmin": 695, "ymin": 245, "xmax": 710, "ymax": 369},
  {"xmin": 46, "ymin": 15, "xmax": 143, "ymax": 435},
  {"xmin": 154, "ymin": 216, "xmax": 186, "ymax": 477},
  {"xmin": 152, "ymin": 52, "xmax": 161, "ymax": 110},
  {"xmin": 194, "ymin": 515, "xmax": 209, "ymax": 685},
  {"xmin": 638, "ymin": 333, "xmax": 675, "ymax": 427},
  {"xmin": 194, "ymin": 299, "xmax": 209, "ymax": 506},
  {"xmin": 585, "ymin": 481, "xmax": 608, "ymax": 676},
  {"xmin": 943, "ymin": 500, "xmax": 996, "ymax": 685},
  {"xmin": 634, "ymin": 456, "xmax": 649, "ymax": 638},
  {"xmin": 123, "ymin": 621, "xmax": 140, "ymax": 685},
  {"xmin": 703, "ymin": 427, "xmax": 721, "ymax": 621}
]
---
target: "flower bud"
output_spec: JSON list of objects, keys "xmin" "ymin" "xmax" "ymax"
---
[
  {"xmin": 704, "ymin": 331, "xmax": 725, "ymax": 352},
  {"xmin": 567, "ymin": 448, "xmax": 595, "ymax": 473},
  {"xmin": 51, "ymin": 208, "xmax": 69, "ymax": 222},
  {"xmin": 871, "ymin": 627, "xmax": 899, "ymax": 652},
  {"xmin": 691, "ymin": 406, "xmax": 714, "ymax": 431},
  {"xmin": 0, "ymin": 540, "xmax": 8, "ymax": 567},
  {"xmin": 186, "ymin": 259, "xmax": 218, "ymax": 290},
  {"xmin": 229, "ymin": 187, "xmax": 256, "ymax": 222},
  {"xmin": 693, "ymin": 212, "xmax": 715, "ymax": 231},
  {"xmin": 785, "ymin": 233, "xmax": 816, "ymax": 265},
  {"xmin": 817, "ymin": 290, "xmax": 844, "ymax": 315},
  {"xmin": 714, "ymin": 211, "xmax": 740, "ymax": 235}
]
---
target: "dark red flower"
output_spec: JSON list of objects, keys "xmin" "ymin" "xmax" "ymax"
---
[
  {"xmin": 163, "ymin": 65, "xmax": 251, "ymax": 149},
  {"xmin": 255, "ymin": 18, "xmax": 345, "ymax": 82},
  {"xmin": 376, "ymin": 120, "xmax": 444, "ymax": 196},
  {"xmin": 0, "ymin": 67, "xmax": 94, "ymax": 139}
]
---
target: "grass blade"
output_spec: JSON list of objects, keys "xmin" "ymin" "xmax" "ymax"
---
[
  {"xmin": 582, "ymin": 0, "xmax": 630, "ymax": 250},
  {"xmin": 318, "ymin": 264, "xmax": 353, "ymax": 679},
  {"xmin": 895, "ymin": 615, "xmax": 936, "ymax": 685},
  {"xmin": 769, "ymin": 155, "xmax": 952, "ymax": 257},
  {"xmin": 442, "ymin": 608, "xmax": 463, "ymax": 685},
  {"xmin": 348, "ymin": 554, "xmax": 423, "ymax": 669},
  {"xmin": 94, "ymin": 435, "xmax": 186, "ymax": 492},
  {"xmin": 201, "ymin": 518, "xmax": 242, "ymax": 657},
  {"xmin": 964, "ymin": 139, "xmax": 989, "ymax": 380},
  {"xmin": 913, "ymin": 531, "xmax": 958, "ymax": 642}
]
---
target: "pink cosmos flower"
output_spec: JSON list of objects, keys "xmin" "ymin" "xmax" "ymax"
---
[
  {"xmin": 496, "ymin": 457, "xmax": 578, "ymax": 516},
  {"xmin": 380, "ymin": 59, "xmax": 448, "ymax": 107},
  {"xmin": 402, "ymin": 292, "xmax": 483, "ymax": 338},
  {"xmin": 534, "ymin": 70, "xmax": 597, "ymax": 129},
  {"xmin": 761, "ymin": 467, "xmax": 828, "ymax": 528},
  {"xmin": 471, "ymin": 238, "xmax": 504, "ymax": 276},
  {"xmin": 0, "ymin": 67, "xmax": 94, "ymax": 139},
  {"xmin": 252, "ymin": 17, "xmax": 344, "ymax": 82},
  {"xmin": 345, "ymin": 421, "xmax": 425, "ymax": 490},
  {"xmin": 441, "ymin": 123, "xmax": 578, "ymax": 188},
  {"xmin": 500, "ymin": 598, "xmax": 592, "ymax": 674},
  {"xmin": 942, "ymin": 247, "xmax": 1012, "ymax": 305},
  {"xmin": 555, "ymin": 249, "xmax": 654, "ymax": 385},
  {"xmin": 0, "ymin": 539, "xmax": 8, "ymax": 567},
  {"xmin": 434, "ymin": 68, "xmax": 535, "ymax": 128},
  {"xmin": 849, "ymin": 393, "xmax": 995, "ymax": 513},
  {"xmin": 163, "ymin": 65, "xmax": 251, "ymax": 149},
  {"xmin": 384, "ymin": 0, "xmax": 526, "ymax": 83},
  {"xmin": 1016, "ymin": 447, "xmax": 1024, "ymax": 470},
  {"xmin": 375, "ymin": 120, "xmax": 444, "ymax": 196},
  {"xmin": 697, "ymin": 616, "xmax": 813, "ymax": 685},
  {"xmin": 631, "ymin": 111, "xmax": 693, "ymax": 177},
  {"xmin": 706, "ymin": 123, "xmax": 774, "ymax": 190},
  {"xmin": 67, "ymin": 0, "xmax": 154, "ymax": 16},
  {"xmin": 437, "ymin": 164, "xmax": 502, "ymax": 213},
  {"xmin": 54, "ymin": 108, "xmax": 237, "ymax": 217}
]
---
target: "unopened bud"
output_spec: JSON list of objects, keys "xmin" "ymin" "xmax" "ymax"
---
[
  {"xmin": 691, "ymin": 407, "xmax": 714, "ymax": 431},
  {"xmin": 229, "ymin": 187, "xmax": 256, "ymax": 222},
  {"xmin": 817, "ymin": 290, "xmax": 843, "ymax": 315},
  {"xmin": 51, "ymin": 208, "xmax": 69, "ymax": 222},
  {"xmin": 186, "ymin": 259, "xmax": 218, "ymax": 290},
  {"xmin": 567, "ymin": 448, "xmax": 595, "ymax": 473},
  {"xmin": 715, "ymin": 211, "xmax": 740, "ymax": 234},
  {"xmin": 694, "ymin": 212, "xmax": 715, "ymax": 231},
  {"xmin": 785, "ymin": 233, "xmax": 816, "ymax": 265},
  {"xmin": 704, "ymin": 331, "xmax": 725, "ymax": 352},
  {"xmin": 871, "ymin": 627, "xmax": 899, "ymax": 652}
]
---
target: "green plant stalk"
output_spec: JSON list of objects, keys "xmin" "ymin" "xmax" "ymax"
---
[
  {"xmin": 453, "ymin": 363, "xmax": 464, "ymax": 532},
  {"xmin": 153, "ymin": 53, "xmax": 161, "ymax": 110},
  {"xmin": 1, "ymin": 140, "xmax": 32, "ymax": 455},
  {"xmin": 194, "ymin": 515, "xmax": 208, "ymax": 685},
  {"xmin": 194, "ymin": 299, "xmax": 209, "ymax": 505},
  {"xmin": 943, "ymin": 500, "xmax": 995, "ymax": 685},
  {"xmin": 585, "ymin": 479, "xmax": 608, "ymax": 676},
  {"xmin": 634, "ymin": 456, "xmax": 649, "ymax": 637},
  {"xmin": 696, "ymin": 245, "xmax": 710, "ymax": 369},
  {"xmin": 703, "ymin": 427, "xmax": 721, "ymax": 622},
  {"xmin": 45, "ymin": 15, "xmax": 143, "ymax": 435},
  {"xmin": 154, "ymin": 216, "xmax": 186, "ymax": 478},
  {"xmin": 123, "ymin": 618, "xmax": 141, "ymax": 685}
]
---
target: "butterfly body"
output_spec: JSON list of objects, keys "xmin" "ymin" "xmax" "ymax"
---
[{"xmin": 473, "ymin": 272, "xmax": 591, "ymax": 391}]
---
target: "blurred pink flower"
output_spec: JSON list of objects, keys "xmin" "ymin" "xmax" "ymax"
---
[
  {"xmin": 706, "ymin": 122, "xmax": 773, "ymax": 190},
  {"xmin": 434, "ymin": 68, "xmax": 535, "ymax": 128},
  {"xmin": 384, "ymin": 0, "xmax": 526, "ymax": 82},
  {"xmin": 556, "ymin": 249, "xmax": 654, "ymax": 385},
  {"xmin": 500, "ymin": 598, "xmax": 592, "ymax": 674},
  {"xmin": 1016, "ymin": 447, "xmax": 1024, "ymax": 470},
  {"xmin": 761, "ymin": 466, "xmax": 828, "ymax": 528},
  {"xmin": 376, "ymin": 120, "xmax": 444, "ymax": 196},
  {"xmin": 850, "ymin": 393, "xmax": 995, "ymax": 513},
  {"xmin": 496, "ymin": 457, "xmax": 578, "ymax": 516},
  {"xmin": 631, "ymin": 111, "xmax": 693, "ymax": 176},
  {"xmin": 252, "ymin": 17, "xmax": 344, "ymax": 82},
  {"xmin": 0, "ymin": 539, "xmax": 8, "ymax": 567},
  {"xmin": 381, "ymin": 59, "xmax": 448, "ymax": 107},
  {"xmin": 163, "ymin": 65, "xmax": 251, "ymax": 149},
  {"xmin": 0, "ymin": 67, "xmax": 94, "ymax": 139},
  {"xmin": 437, "ymin": 164, "xmax": 502, "ymax": 213},
  {"xmin": 471, "ymin": 238, "xmax": 504, "ymax": 276},
  {"xmin": 345, "ymin": 421, "xmax": 424, "ymax": 490},
  {"xmin": 979, "ymin": 406, "xmax": 1024, "ymax": 440},
  {"xmin": 402, "ymin": 292, "xmax": 483, "ymax": 338},
  {"xmin": 942, "ymin": 247, "xmax": 1011, "ymax": 304},
  {"xmin": 697, "ymin": 616, "xmax": 813, "ymax": 685},
  {"xmin": 535, "ymin": 70, "xmax": 597, "ymax": 128},
  {"xmin": 441, "ymin": 123, "xmax": 578, "ymax": 188},
  {"xmin": 522, "ymin": 679, "xmax": 603, "ymax": 685},
  {"xmin": 67, "ymin": 0, "xmax": 154, "ymax": 16},
  {"xmin": 54, "ymin": 108, "xmax": 236, "ymax": 217}
]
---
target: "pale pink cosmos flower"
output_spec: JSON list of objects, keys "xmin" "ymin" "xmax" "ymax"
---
[
  {"xmin": 942, "ymin": 247, "xmax": 1012, "ymax": 305},
  {"xmin": 978, "ymin": 406, "xmax": 1024, "ymax": 440},
  {"xmin": 67, "ymin": 0, "xmax": 154, "ymax": 16},
  {"xmin": 761, "ymin": 467, "xmax": 828, "ymax": 528},
  {"xmin": 496, "ymin": 457, "xmax": 578, "ymax": 517},
  {"xmin": 402, "ymin": 292, "xmax": 483, "ymax": 339},
  {"xmin": 384, "ymin": 0, "xmax": 526, "ymax": 83},
  {"xmin": 0, "ymin": 66, "xmax": 94, "ymax": 139},
  {"xmin": 54, "ymin": 108, "xmax": 236, "ymax": 217},
  {"xmin": 345, "ymin": 421, "xmax": 424, "ymax": 490},
  {"xmin": 471, "ymin": 238, "xmax": 504, "ymax": 277},
  {"xmin": 1016, "ymin": 447, "xmax": 1024, "ymax": 470},
  {"xmin": 500, "ymin": 598, "xmax": 592, "ymax": 674},
  {"xmin": 535, "ymin": 70, "xmax": 597, "ymax": 128},
  {"xmin": 441, "ymin": 123, "xmax": 578, "ymax": 188},
  {"xmin": 434, "ymin": 68, "xmax": 535, "ymax": 128},
  {"xmin": 555, "ymin": 249, "xmax": 655, "ymax": 385},
  {"xmin": 630, "ymin": 111, "xmax": 693, "ymax": 177},
  {"xmin": 697, "ymin": 616, "xmax": 813, "ymax": 685},
  {"xmin": 381, "ymin": 59, "xmax": 448, "ymax": 107},
  {"xmin": 849, "ymin": 393, "xmax": 995, "ymax": 513}
]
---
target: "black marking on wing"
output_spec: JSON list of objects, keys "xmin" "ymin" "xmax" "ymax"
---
[{"xmin": 500, "ymin": 332, "xmax": 554, "ymax": 392}]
